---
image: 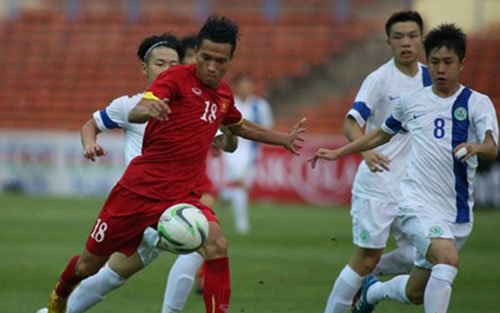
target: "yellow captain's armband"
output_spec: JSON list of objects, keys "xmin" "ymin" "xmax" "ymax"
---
[
  {"xmin": 225, "ymin": 117, "xmax": 244, "ymax": 128},
  {"xmin": 143, "ymin": 91, "xmax": 160, "ymax": 101}
]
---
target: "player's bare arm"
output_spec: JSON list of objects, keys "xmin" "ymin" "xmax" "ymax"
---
[
  {"xmin": 453, "ymin": 130, "xmax": 498, "ymax": 162},
  {"xmin": 344, "ymin": 115, "xmax": 391, "ymax": 172},
  {"xmin": 80, "ymin": 118, "xmax": 106, "ymax": 162},
  {"xmin": 213, "ymin": 126, "xmax": 238, "ymax": 153},
  {"xmin": 128, "ymin": 98, "xmax": 171, "ymax": 123},
  {"xmin": 309, "ymin": 127, "xmax": 393, "ymax": 169},
  {"xmin": 229, "ymin": 117, "xmax": 306, "ymax": 155}
]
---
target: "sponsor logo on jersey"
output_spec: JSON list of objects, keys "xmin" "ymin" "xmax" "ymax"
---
[
  {"xmin": 389, "ymin": 95, "xmax": 399, "ymax": 101},
  {"xmin": 413, "ymin": 113, "xmax": 423, "ymax": 119},
  {"xmin": 192, "ymin": 87, "xmax": 202, "ymax": 96},
  {"xmin": 454, "ymin": 107, "xmax": 468, "ymax": 121}
]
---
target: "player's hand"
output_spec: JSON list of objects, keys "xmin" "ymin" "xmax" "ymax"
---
[
  {"xmin": 362, "ymin": 150, "xmax": 390, "ymax": 172},
  {"xmin": 83, "ymin": 144, "xmax": 106, "ymax": 162},
  {"xmin": 453, "ymin": 143, "xmax": 476, "ymax": 162},
  {"xmin": 285, "ymin": 117, "xmax": 306, "ymax": 155},
  {"xmin": 308, "ymin": 148, "xmax": 341, "ymax": 169},
  {"xmin": 149, "ymin": 98, "xmax": 171, "ymax": 121},
  {"xmin": 219, "ymin": 125, "xmax": 232, "ymax": 134}
]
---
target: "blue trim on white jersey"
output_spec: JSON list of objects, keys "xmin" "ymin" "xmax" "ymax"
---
[
  {"xmin": 351, "ymin": 101, "xmax": 371, "ymax": 121},
  {"xmin": 384, "ymin": 115, "xmax": 403, "ymax": 133},
  {"xmin": 421, "ymin": 66, "xmax": 432, "ymax": 87},
  {"xmin": 451, "ymin": 88, "xmax": 472, "ymax": 223},
  {"xmin": 99, "ymin": 109, "xmax": 120, "ymax": 130}
]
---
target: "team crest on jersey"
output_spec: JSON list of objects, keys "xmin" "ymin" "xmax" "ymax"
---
[
  {"xmin": 428, "ymin": 225, "xmax": 444, "ymax": 237},
  {"xmin": 219, "ymin": 99, "xmax": 229, "ymax": 113},
  {"xmin": 191, "ymin": 87, "xmax": 202, "ymax": 96},
  {"xmin": 454, "ymin": 107, "xmax": 468, "ymax": 121},
  {"xmin": 359, "ymin": 230, "xmax": 371, "ymax": 243}
]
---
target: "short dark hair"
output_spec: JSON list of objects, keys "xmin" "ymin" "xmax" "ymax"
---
[
  {"xmin": 424, "ymin": 23, "xmax": 467, "ymax": 61},
  {"xmin": 181, "ymin": 35, "xmax": 197, "ymax": 51},
  {"xmin": 137, "ymin": 33, "xmax": 183, "ymax": 62},
  {"xmin": 197, "ymin": 16, "xmax": 240, "ymax": 55},
  {"xmin": 385, "ymin": 11, "xmax": 424, "ymax": 37}
]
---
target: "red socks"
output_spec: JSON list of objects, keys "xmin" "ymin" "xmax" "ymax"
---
[
  {"xmin": 55, "ymin": 255, "xmax": 82, "ymax": 298},
  {"xmin": 203, "ymin": 257, "xmax": 231, "ymax": 313}
]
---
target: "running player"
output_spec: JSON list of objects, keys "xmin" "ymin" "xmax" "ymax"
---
[
  {"xmin": 310, "ymin": 23, "xmax": 498, "ymax": 313},
  {"xmin": 45, "ymin": 15, "xmax": 306, "ymax": 313},
  {"xmin": 50, "ymin": 33, "xmax": 236, "ymax": 313},
  {"xmin": 321, "ymin": 11, "xmax": 430, "ymax": 313}
]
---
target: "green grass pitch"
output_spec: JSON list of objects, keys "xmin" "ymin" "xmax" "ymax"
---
[{"xmin": 1, "ymin": 194, "xmax": 499, "ymax": 312}]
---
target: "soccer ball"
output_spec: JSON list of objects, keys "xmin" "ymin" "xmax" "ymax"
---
[{"xmin": 157, "ymin": 203, "xmax": 209, "ymax": 254}]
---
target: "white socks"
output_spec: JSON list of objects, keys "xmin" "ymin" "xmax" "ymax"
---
[
  {"xmin": 373, "ymin": 245, "xmax": 414, "ymax": 276},
  {"xmin": 367, "ymin": 263, "xmax": 457, "ymax": 312},
  {"xmin": 424, "ymin": 264, "xmax": 457, "ymax": 313},
  {"xmin": 367, "ymin": 274, "xmax": 411, "ymax": 305},
  {"xmin": 221, "ymin": 187, "xmax": 250, "ymax": 234},
  {"xmin": 66, "ymin": 263, "xmax": 126, "ymax": 313},
  {"xmin": 324, "ymin": 265, "xmax": 363, "ymax": 313},
  {"xmin": 161, "ymin": 252, "xmax": 204, "ymax": 313}
]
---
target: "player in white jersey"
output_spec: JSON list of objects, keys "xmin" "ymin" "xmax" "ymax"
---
[
  {"xmin": 310, "ymin": 24, "xmax": 498, "ymax": 313},
  {"xmin": 321, "ymin": 11, "xmax": 429, "ymax": 313},
  {"xmin": 219, "ymin": 72, "xmax": 274, "ymax": 234},
  {"xmin": 44, "ymin": 34, "xmax": 236, "ymax": 313}
]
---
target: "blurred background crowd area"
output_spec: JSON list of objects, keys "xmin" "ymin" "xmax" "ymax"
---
[
  {"xmin": 0, "ymin": 0, "xmax": 499, "ymax": 132},
  {"xmin": 0, "ymin": 0, "xmax": 499, "ymax": 206}
]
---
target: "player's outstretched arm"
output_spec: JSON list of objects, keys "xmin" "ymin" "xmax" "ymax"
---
[
  {"xmin": 128, "ymin": 98, "xmax": 171, "ymax": 123},
  {"xmin": 454, "ymin": 130, "xmax": 498, "ymax": 162},
  {"xmin": 229, "ymin": 117, "xmax": 306, "ymax": 155},
  {"xmin": 80, "ymin": 118, "xmax": 106, "ymax": 162},
  {"xmin": 213, "ymin": 126, "xmax": 238, "ymax": 153},
  {"xmin": 309, "ymin": 128, "xmax": 392, "ymax": 169}
]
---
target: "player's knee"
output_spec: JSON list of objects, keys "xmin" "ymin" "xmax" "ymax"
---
[
  {"xmin": 439, "ymin": 255, "xmax": 459, "ymax": 267},
  {"xmin": 203, "ymin": 235, "xmax": 228, "ymax": 259},
  {"xmin": 75, "ymin": 260, "xmax": 99, "ymax": 278}
]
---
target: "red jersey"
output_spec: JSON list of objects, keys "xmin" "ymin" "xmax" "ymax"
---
[{"xmin": 119, "ymin": 64, "xmax": 242, "ymax": 201}]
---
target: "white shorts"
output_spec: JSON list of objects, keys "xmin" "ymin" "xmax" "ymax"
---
[
  {"xmin": 351, "ymin": 196, "xmax": 410, "ymax": 249},
  {"xmin": 137, "ymin": 227, "xmax": 162, "ymax": 266},
  {"xmin": 397, "ymin": 206, "xmax": 473, "ymax": 269}
]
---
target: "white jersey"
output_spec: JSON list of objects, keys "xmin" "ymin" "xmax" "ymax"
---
[
  {"xmin": 347, "ymin": 59, "xmax": 432, "ymax": 202},
  {"xmin": 93, "ymin": 93, "xmax": 146, "ymax": 165},
  {"xmin": 382, "ymin": 86, "xmax": 499, "ymax": 223},
  {"xmin": 223, "ymin": 95, "xmax": 274, "ymax": 182}
]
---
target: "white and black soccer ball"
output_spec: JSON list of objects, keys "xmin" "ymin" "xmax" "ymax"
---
[{"xmin": 157, "ymin": 203, "xmax": 209, "ymax": 254}]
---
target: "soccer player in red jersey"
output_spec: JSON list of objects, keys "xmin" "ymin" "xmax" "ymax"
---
[{"xmin": 46, "ymin": 16, "xmax": 306, "ymax": 313}]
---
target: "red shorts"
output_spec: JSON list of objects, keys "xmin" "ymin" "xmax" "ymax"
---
[{"xmin": 85, "ymin": 184, "xmax": 218, "ymax": 257}]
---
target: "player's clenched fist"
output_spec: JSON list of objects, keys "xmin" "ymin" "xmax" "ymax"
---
[
  {"xmin": 147, "ymin": 98, "xmax": 171, "ymax": 121},
  {"xmin": 128, "ymin": 98, "xmax": 171, "ymax": 123}
]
